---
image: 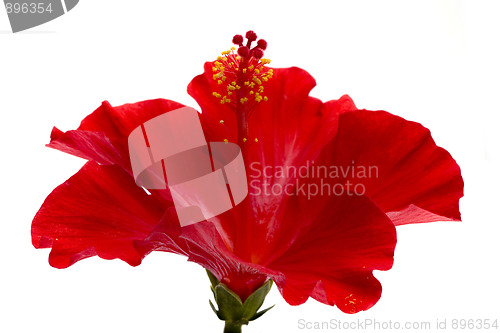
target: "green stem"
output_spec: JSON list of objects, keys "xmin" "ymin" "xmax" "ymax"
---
[{"xmin": 224, "ymin": 321, "xmax": 243, "ymax": 333}]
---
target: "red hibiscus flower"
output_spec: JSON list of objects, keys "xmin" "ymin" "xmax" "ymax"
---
[{"xmin": 32, "ymin": 32, "xmax": 463, "ymax": 332}]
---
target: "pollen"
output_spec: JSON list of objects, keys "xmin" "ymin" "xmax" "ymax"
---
[
  {"xmin": 220, "ymin": 120, "xmax": 224, "ymax": 124},
  {"xmin": 224, "ymin": 139, "xmax": 229, "ymax": 143},
  {"xmin": 243, "ymin": 138, "xmax": 247, "ymax": 142},
  {"xmin": 254, "ymin": 138, "xmax": 259, "ymax": 142}
]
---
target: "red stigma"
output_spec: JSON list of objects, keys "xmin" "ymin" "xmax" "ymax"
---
[
  {"xmin": 256, "ymin": 39, "xmax": 267, "ymax": 50},
  {"xmin": 251, "ymin": 48, "xmax": 264, "ymax": 59},
  {"xmin": 245, "ymin": 30, "xmax": 257, "ymax": 42},
  {"xmin": 232, "ymin": 34, "xmax": 244, "ymax": 46},
  {"xmin": 238, "ymin": 46, "xmax": 250, "ymax": 57},
  {"xmin": 230, "ymin": 31, "xmax": 268, "ymax": 59}
]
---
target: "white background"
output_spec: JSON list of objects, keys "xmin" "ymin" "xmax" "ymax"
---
[{"xmin": 1, "ymin": 1, "xmax": 499, "ymax": 332}]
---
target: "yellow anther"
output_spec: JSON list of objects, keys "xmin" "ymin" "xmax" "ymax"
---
[
  {"xmin": 249, "ymin": 91, "xmax": 254, "ymax": 95},
  {"xmin": 222, "ymin": 76, "xmax": 227, "ymax": 81},
  {"xmin": 224, "ymin": 139, "xmax": 229, "ymax": 143},
  {"xmin": 236, "ymin": 56, "xmax": 241, "ymax": 60},
  {"xmin": 220, "ymin": 99, "xmax": 225, "ymax": 104},
  {"xmin": 228, "ymin": 86, "xmax": 236, "ymax": 91},
  {"xmin": 231, "ymin": 81, "xmax": 236, "ymax": 86},
  {"xmin": 222, "ymin": 57, "xmax": 228, "ymax": 62},
  {"xmin": 225, "ymin": 97, "xmax": 231, "ymax": 103},
  {"xmin": 255, "ymin": 95, "xmax": 263, "ymax": 103},
  {"xmin": 240, "ymin": 97, "xmax": 248, "ymax": 104},
  {"xmin": 218, "ymin": 80, "xmax": 223, "ymax": 85},
  {"xmin": 244, "ymin": 81, "xmax": 250, "ymax": 86},
  {"xmin": 220, "ymin": 120, "xmax": 224, "ymax": 124},
  {"xmin": 228, "ymin": 91, "xmax": 232, "ymax": 96},
  {"xmin": 217, "ymin": 56, "xmax": 222, "ymax": 61},
  {"xmin": 258, "ymin": 86, "xmax": 264, "ymax": 93},
  {"xmin": 262, "ymin": 77, "xmax": 268, "ymax": 82},
  {"xmin": 250, "ymin": 82, "xmax": 256, "ymax": 88},
  {"xmin": 212, "ymin": 67, "xmax": 217, "ymax": 72},
  {"xmin": 231, "ymin": 46, "xmax": 236, "ymax": 51},
  {"xmin": 243, "ymin": 138, "xmax": 247, "ymax": 142},
  {"xmin": 249, "ymin": 65, "xmax": 254, "ymax": 70},
  {"xmin": 242, "ymin": 68, "xmax": 247, "ymax": 73},
  {"xmin": 254, "ymin": 69, "xmax": 260, "ymax": 74},
  {"xmin": 253, "ymin": 76, "xmax": 262, "ymax": 85},
  {"xmin": 263, "ymin": 96, "xmax": 268, "ymax": 101},
  {"xmin": 254, "ymin": 138, "xmax": 259, "ymax": 142},
  {"xmin": 235, "ymin": 85, "xmax": 241, "ymax": 90}
]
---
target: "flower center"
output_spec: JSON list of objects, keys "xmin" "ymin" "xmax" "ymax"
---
[{"xmin": 212, "ymin": 31, "xmax": 273, "ymax": 147}]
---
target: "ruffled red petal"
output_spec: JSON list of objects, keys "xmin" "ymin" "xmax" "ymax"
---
[
  {"xmin": 267, "ymin": 193, "xmax": 396, "ymax": 313},
  {"xmin": 318, "ymin": 110, "xmax": 464, "ymax": 225},
  {"xmin": 47, "ymin": 99, "xmax": 185, "ymax": 171},
  {"xmin": 32, "ymin": 161, "xmax": 173, "ymax": 268}
]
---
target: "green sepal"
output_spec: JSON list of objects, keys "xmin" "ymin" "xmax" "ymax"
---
[
  {"xmin": 207, "ymin": 269, "xmax": 274, "ymax": 331},
  {"xmin": 249, "ymin": 304, "xmax": 275, "ymax": 321},
  {"xmin": 207, "ymin": 269, "xmax": 220, "ymax": 289},
  {"xmin": 241, "ymin": 279, "xmax": 273, "ymax": 320},
  {"xmin": 214, "ymin": 283, "xmax": 245, "ymax": 323},
  {"xmin": 209, "ymin": 299, "xmax": 224, "ymax": 320}
]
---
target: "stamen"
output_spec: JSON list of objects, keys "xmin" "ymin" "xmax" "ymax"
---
[{"xmin": 210, "ymin": 31, "xmax": 273, "ymax": 147}]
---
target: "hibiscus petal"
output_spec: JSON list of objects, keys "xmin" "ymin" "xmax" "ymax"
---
[
  {"xmin": 267, "ymin": 193, "xmax": 396, "ymax": 313},
  {"xmin": 47, "ymin": 126, "xmax": 129, "ymax": 168},
  {"xmin": 322, "ymin": 110, "xmax": 464, "ymax": 225},
  {"xmin": 32, "ymin": 161, "xmax": 169, "ymax": 268},
  {"xmin": 47, "ymin": 99, "xmax": 185, "ymax": 170}
]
